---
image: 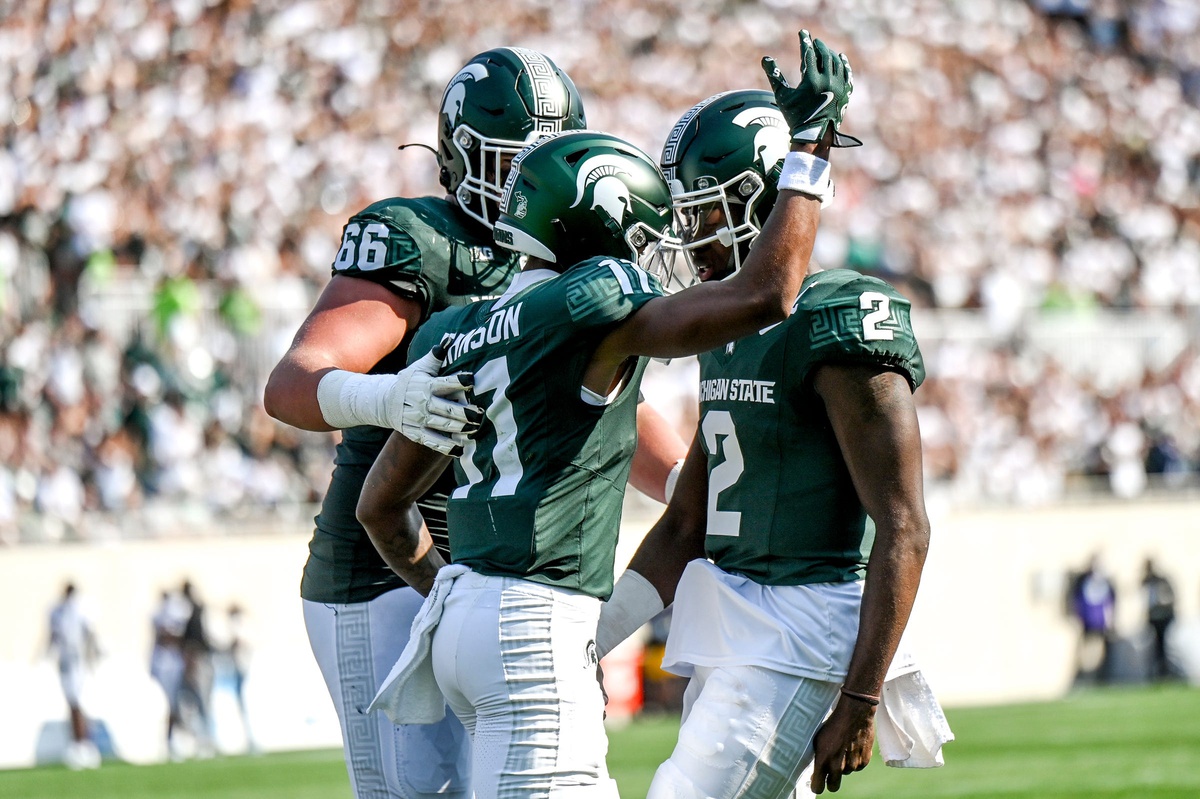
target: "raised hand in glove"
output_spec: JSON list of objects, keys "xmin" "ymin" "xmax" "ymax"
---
[{"xmin": 762, "ymin": 29, "xmax": 862, "ymax": 148}]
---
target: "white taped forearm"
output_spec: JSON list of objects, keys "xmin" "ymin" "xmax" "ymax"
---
[
  {"xmin": 316, "ymin": 369, "xmax": 396, "ymax": 430},
  {"xmin": 777, "ymin": 151, "xmax": 833, "ymax": 205},
  {"xmin": 596, "ymin": 569, "xmax": 665, "ymax": 660}
]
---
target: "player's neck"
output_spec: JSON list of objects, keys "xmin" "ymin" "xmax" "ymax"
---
[{"xmin": 524, "ymin": 256, "xmax": 559, "ymax": 273}]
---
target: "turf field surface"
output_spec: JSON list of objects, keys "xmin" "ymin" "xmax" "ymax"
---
[{"xmin": 2, "ymin": 684, "xmax": 1197, "ymax": 799}]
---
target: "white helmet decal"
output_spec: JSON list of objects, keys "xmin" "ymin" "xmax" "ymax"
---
[
  {"xmin": 441, "ymin": 63, "xmax": 489, "ymax": 126},
  {"xmin": 731, "ymin": 107, "xmax": 789, "ymax": 176},
  {"xmin": 570, "ymin": 154, "xmax": 636, "ymax": 224},
  {"xmin": 591, "ymin": 177, "xmax": 632, "ymax": 225}
]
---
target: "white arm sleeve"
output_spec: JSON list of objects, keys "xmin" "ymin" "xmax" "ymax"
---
[{"xmin": 596, "ymin": 569, "xmax": 665, "ymax": 660}]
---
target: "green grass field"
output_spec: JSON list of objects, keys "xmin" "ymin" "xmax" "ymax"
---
[{"xmin": 3, "ymin": 684, "xmax": 1198, "ymax": 799}]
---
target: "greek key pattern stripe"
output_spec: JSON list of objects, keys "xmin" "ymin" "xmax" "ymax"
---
[
  {"xmin": 509, "ymin": 46, "xmax": 565, "ymax": 125},
  {"xmin": 335, "ymin": 603, "xmax": 388, "ymax": 798},
  {"xmin": 496, "ymin": 591, "xmax": 560, "ymax": 799}
]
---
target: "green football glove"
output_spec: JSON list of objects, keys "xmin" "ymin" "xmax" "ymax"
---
[{"xmin": 761, "ymin": 30, "xmax": 862, "ymax": 148}]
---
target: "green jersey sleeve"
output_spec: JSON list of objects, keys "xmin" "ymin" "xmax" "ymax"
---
[
  {"xmin": 331, "ymin": 203, "xmax": 427, "ymax": 307},
  {"xmin": 563, "ymin": 257, "xmax": 665, "ymax": 330},
  {"xmin": 795, "ymin": 273, "xmax": 925, "ymax": 390},
  {"xmin": 330, "ymin": 197, "xmax": 520, "ymax": 320}
]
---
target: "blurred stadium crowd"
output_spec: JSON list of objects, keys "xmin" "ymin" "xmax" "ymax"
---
[{"xmin": 2, "ymin": 0, "xmax": 1199, "ymax": 542}]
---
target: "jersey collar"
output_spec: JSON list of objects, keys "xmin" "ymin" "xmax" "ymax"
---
[{"xmin": 492, "ymin": 268, "xmax": 559, "ymax": 309}]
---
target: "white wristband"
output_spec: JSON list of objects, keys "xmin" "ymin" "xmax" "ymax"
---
[
  {"xmin": 664, "ymin": 458, "xmax": 685, "ymax": 503},
  {"xmin": 316, "ymin": 369, "xmax": 395, "ymax": 430},
  {"xmin": 777, "ymin": 151, "xmax": 833, "ymax": 206},
  {"xmin": 596, "ymin": 569, "xmax": 665, "ymax": 660}
]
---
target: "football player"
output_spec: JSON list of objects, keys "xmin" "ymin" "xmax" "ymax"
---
[
  {"xmin": 593, "ymin": 53, "xmax": 934, "ymax": 799},
  {"xmin": 353, "ymin": 31, "xmax": 852, "ymax": 799},
  {"xmin": 262, "ymin": 48, "xmax": 686, "ymax": 799}
]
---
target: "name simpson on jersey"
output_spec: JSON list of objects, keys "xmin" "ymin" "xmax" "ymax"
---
[
  {"xmin": 442, "ymin": 302, "xmax": 523, "ymax": 361},
  {"xmin": 699, "ymin": 378, "xmax": 776, "ymax": 404}
]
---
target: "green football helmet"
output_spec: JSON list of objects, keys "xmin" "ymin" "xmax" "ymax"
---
[
  {"xmin": 438, "ymin": 47, "xmax": 587, "ymax": 229},
  {"xmin": 659, "ymin": 90, "xmax": 790, "ymax": 279},
  {"xmin": 492, "ymin": 131, "xmax": 680, "ymax": 274}
]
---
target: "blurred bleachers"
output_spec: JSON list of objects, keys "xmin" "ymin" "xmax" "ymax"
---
[{"xmin": 3, "ymin": 0, "xmax": 1200, "ymax": 544}]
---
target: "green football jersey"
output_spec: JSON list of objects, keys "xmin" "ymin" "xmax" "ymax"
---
[
  {"xmin": 697, "ymin": 269, "xmax": 924, "ymax": 587},
  {"xmin": 410, "ymin": 258, "xmax": 664, "ymax": 600},
  {"xmin": 301, "ymin": 197, "xmax": 522, "ymax": 604}
]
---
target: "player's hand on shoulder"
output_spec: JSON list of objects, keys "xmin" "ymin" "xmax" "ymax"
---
[
  {"xmin": 388, "ymin": 346, "xmax": 483, "ymax": 457},
  {"xmin": 762, "ymin": 29, "xmax": 862, "ymax": 148}
]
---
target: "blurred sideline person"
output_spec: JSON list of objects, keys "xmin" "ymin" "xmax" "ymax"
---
[
  {"xmin": 263, "ymin": 48, "xmax": 684, "ymax": 799},
  {"xmin": 47, "ymin": 582, "xmax": 102, "ymax": 770},
  {"xmin": 1070, "ymin": 553, "xmax": 1116, "ymax": 684},
  {"xmin": 1142, "ymin": 558, "xmax": 1177, "ymax": 680},
  {"xmin": 179, "ymin": 581, "xmax": 216, "ymax": 758},
  {"xmin": 220, "ymin": 603, "xmax": 258, "ymax": 753},
  {"xmin": 150, "ymin": 588, "xmax": 189, "ymax": 757},
  {"xmin": 354, "ymin": 31, "xmax": 849, "ymax": 799},
  {"xmin": 595, "ymin": 42, "xmax": 939, "ymax": 798}
]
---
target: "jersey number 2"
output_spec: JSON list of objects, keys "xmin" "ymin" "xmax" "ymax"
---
[
  {"xmin": 701, "ymin": 410, "xmax": 743, "ymax": 537},
  {"xmin": 859, "ymin": 291, "xmax": 894, "ymax": 341}
]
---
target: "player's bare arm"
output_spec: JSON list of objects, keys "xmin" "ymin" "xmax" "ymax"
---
[
  {"xmin": 625, "ymin": 438, "xmax": 709, "ymax": 602},
  {"xmin": 264, "ymin": 275, "xmax": 420, "ymax": 431},
  {"xmin": 356, "ymin": 432, "xmax": 452, "ymax": 597},
  {"xmin": 808, "ymin": 362, "xmax": 931, "ymax": 794},
  {"xmin": 628, "ymin": 403, "xmax": 690, "ymax": 504},
  {"xmin": 595, "ymin": 438, "xmax": 708, "ymax": 658}
]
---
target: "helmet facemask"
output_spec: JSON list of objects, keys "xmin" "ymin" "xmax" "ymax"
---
[
  {"xmin": 670, "ymin": 169, "xmax": 767, "ymax": 282},
  {"xmin": 448, "ymin": 124, "xmax": 532, "ymax": 229},
  {"xmin": 627, "ymin": 221, "xmax": 687, "ymax": 292}
]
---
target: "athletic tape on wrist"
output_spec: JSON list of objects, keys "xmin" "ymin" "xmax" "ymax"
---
[
  {"xmin": 596, "ymin": 569, "xmax": 664, "ymax": 660},
  {"xmin": 777, "ymin": 151, "xmax": 833, "ymax": 205},
  {"xmin": 317, "ymin": 369, "xmax": 392, "ymax": 430}
]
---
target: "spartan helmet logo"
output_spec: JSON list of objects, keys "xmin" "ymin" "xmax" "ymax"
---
[
  {"xmin": 442, "ymin": 63, "xmax": 489, "ymax": 126},
  {"xmin": 731, "ymin": 106, "xmax": 789, "ymax": 176},
  {"xmin": 571, "ymin": 154, "xmax": 635, "ymax": 226}
]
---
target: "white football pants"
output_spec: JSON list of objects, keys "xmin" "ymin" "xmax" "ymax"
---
[
  {"xmin": 648, "ymin": 664, "xmax": 839, "ymax": 799},
  {"xmin": 430, "ymin": 571, "xmax": 618, "ymax": 799},
  {"xmin": 304, "ymin": 588, "xmax": 471, "ymax": 799}
]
